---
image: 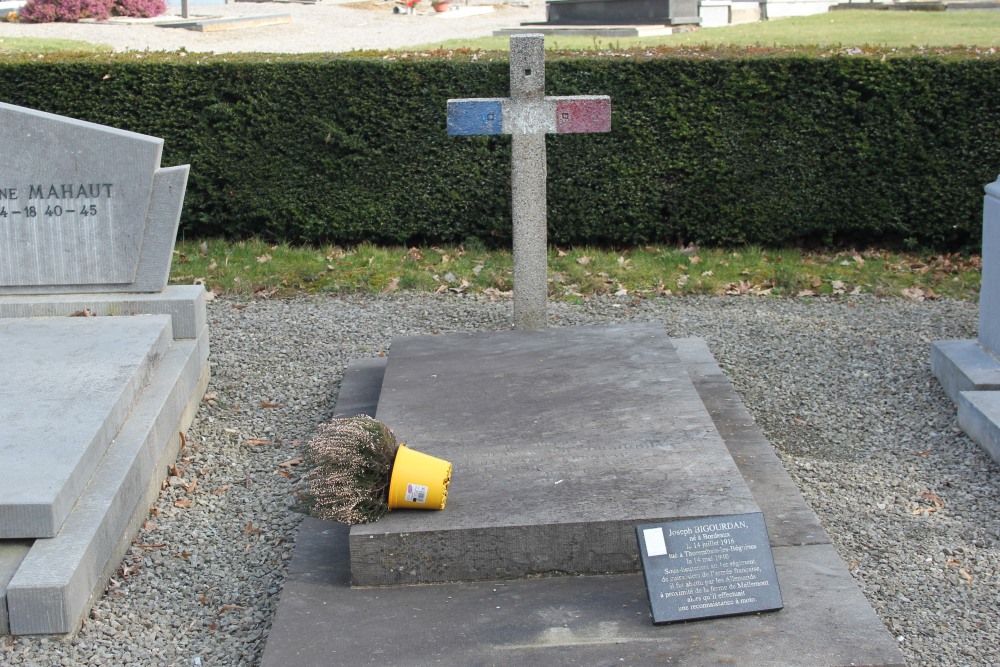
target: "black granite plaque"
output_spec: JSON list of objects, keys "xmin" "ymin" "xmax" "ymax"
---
[{"xmin": 636, "ymin": 512, "xmax": 783, "ymax": 624}]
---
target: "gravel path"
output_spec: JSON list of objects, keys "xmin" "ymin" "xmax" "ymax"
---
[
  {"xmin": 0, "ymin": 0, "xmax": 546, "ymax": 53},
  {"xmin": 2, "ymin": 292, "xmax": 997, "ymax": 666}
]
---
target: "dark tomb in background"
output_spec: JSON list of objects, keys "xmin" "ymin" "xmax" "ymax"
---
[{"xmin": 546, "ymin": 0, "xmax": 701, "ymax": 25}]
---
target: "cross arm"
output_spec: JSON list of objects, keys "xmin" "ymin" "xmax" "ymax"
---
[{"xmin": 447, "ymin": 95, "xmax": 611, "ymax": 137}]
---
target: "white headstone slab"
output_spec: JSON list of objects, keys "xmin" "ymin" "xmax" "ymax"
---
[{"xmin": 0, "ymin": 103, "xmax": 189, "ymax": 294}]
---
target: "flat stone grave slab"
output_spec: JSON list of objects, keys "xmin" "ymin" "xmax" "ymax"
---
[
  {"xmin": 351, "ymin": 325, "xmax": 759, "ymax": 585},
  {"xmin": 0, "ymin": 315, "xmax": 172, "ymax": 539},
  {"xmin": 260, "ymin": 335, "xmax": 905, "ymax": 667}
]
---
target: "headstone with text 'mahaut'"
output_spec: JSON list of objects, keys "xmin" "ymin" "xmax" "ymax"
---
[{"xmin": 0, "ymin": 102, "xmax": 210, "ymax": 635}]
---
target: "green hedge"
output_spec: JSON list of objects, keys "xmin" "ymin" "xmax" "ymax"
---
[{"xmin": 1, "ymin": 50, "xmax": 998, "ymax": 250}]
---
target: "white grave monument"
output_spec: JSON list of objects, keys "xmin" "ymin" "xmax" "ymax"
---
[
  {"xmin": 447, "ymin": 34, "xmax": 611, "ymax": 329},
  {"xmin": 932, "ymin": 174, "xmax": 1000, "ymax": 465},
  {"xmin": 0, "ymin": 102, "xmax": 209, "ymax": 635}
]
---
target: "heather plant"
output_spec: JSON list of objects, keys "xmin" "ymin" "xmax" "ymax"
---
[
  {"xmin": 304, "ymin": 416, "xmax": 400, "ymax": 525},
  {"xmin": 19, "ymin": 0, "xmax": 112, "ymax": 22},
  {"xmin": 112, "ymin": 0, "xmax": 166, "ymax": 18},
  {"xmin": 19, "ymin": 0, "xmax": 164, "ymax": 22}
]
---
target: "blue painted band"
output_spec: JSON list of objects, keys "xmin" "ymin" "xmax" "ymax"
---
[{"xmin": 447, "ymin": 100, "xmax": 504, "ymax": 136}]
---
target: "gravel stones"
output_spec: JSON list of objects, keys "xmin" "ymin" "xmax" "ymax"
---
[{"xmin": 2, "ymin": 292, "xmax": 998, "ymax": 666}]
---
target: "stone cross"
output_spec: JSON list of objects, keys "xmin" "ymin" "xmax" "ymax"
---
[{"xmin": 447, "ymin": 34, "xmax": 611, "ymax": 329}]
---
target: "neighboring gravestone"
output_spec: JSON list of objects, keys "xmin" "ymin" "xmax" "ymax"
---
[
  {"xmin": 0, "ymin": 102, "xmax": 209, "ymax": 635},
  {"xmin": 932, "ymin": 174, "xmax": 1000, "ymax": 465},
  {"xmin": 0, "ymin": 103, "xmax": 187, "ymax": 294},
  {"xmin": 545, "ymin": 0, "xmax": 701, "ymax": 25},
  {"xmin": 448, "ymin": 34, "xmax": 610, "ymax": 329},
  {"xmin": 636, "ymin": 512, "xmax": 783, "ymax": 624}
]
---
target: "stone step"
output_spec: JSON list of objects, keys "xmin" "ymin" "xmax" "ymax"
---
[
  {"xmin": 0, "ymin": 316, "xmax": 173, "ymax": 539},
  {"xmin": 0, "ymin": 541, "xmax": 30, "ymax": 634},
  {"xmin": 349, "ymin": 325, "xmax": 759, "ymax": 586},
  {"xmin": 957, "ymin": 390, "xmax": 1000, "ymax": 466},
  {"xmin": 930, "ymin": 339, "xmax": 1000, "ymax": 404},
  {"xmin": 2, "ymin": 328, "xmax": 209, "ymax": 635}
]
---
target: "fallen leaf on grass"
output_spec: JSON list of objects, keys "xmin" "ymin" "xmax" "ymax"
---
[
  {"xmin": 576, "ymin": 256, "xmax": 591, "ymax": 265},
  {"xmin": 381, "ymin": 277, "xmax": 400, "ymax": 294},
  {"xmin": 256, "ymin": 254, "xmax": 272, "ymax": 264}
]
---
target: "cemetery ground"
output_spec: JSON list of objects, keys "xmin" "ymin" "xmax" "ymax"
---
[
  {"xmin": 2, "ymin": 9, "xmax": 999, "ymax": 666},
  {"xmin": 4, "ymin": 283, "xmax": 998, "ymax": 666},
  {"xmin": 2, "ymin": 8, "xmax": 1000, "ymax": 54}
]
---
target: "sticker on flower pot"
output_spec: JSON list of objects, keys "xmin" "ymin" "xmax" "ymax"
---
[{"xmin": 406, "ymin": 483, "xmax": 429, "ymax": 504}]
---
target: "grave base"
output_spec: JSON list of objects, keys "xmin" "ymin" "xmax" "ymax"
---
[
  {"xmin": 260, "ymin": 331, "xmax": 904, "ymax": 666},
  {"xmin": 0, "ymin": 289, "xmax": 209, "ymax": 635},
  {"xmin": 930, "ymin": 338, "xmax": 1000, "ymax": 465}
]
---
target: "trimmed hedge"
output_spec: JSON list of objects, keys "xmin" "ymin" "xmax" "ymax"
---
[{"xmin": 1, "ymin": 50, "xmax": 998, "ymax": 250}]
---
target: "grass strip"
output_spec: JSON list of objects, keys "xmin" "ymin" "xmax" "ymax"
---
[{"xmin": 170, "ymin": 239, "xmax": 980, "ymax": 301}]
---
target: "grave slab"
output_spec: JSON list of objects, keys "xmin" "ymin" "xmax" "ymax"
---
[
  {"xmin": 4, "ymin": 331, "xmax": 209, "ymax": 635},
  {"xmin": 260, "ymin": 331, "xmax": 904, "ymax": 666},
  {"xmin": 0, "ymin": 315, "xmax": 173, "ymax": 539},
  {"xmin": 351, "ymin": 325, "xmax": 759, "ymax": 585},
  {"xmin": 0, "ymin": 285, "xmax": 208, "ymax": 340}
]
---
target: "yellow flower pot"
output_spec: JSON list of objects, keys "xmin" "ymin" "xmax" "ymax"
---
[{"xmin": 387, "ymin": 444, "xmax": 452, "ymax": 510}]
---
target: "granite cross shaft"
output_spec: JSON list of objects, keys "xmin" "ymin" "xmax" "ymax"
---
[{"xmin": 447, "ymin": 34, "xmax": 611, "ymax": 329}]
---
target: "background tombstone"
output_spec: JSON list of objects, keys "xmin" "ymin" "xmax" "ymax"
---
[
  {"xmin": 0, "ymin": 102, "xmax": 209, "ymax": 635},
  {"xmin": 448, "ymin": 34, "xmax": 611, "ymax": 329},
  {"xmin": 932, "ymin": 174, "xmax": 1000, "ymax": 464}
]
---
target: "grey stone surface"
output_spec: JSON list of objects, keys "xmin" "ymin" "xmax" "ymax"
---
[
  {"xmin": 0, "ymin": 315, "xmax": 173, "ymax": 539},
  {"xmin": 930, "ymin": 339, "xmax": 1000, "ymax": 404},
  {"xmin": 0, "ymin": 102, "xmax": 188, "ymax": 295},
  {"xmin": 674, "ymin": 338, "xmax": 827, "ymax": 548},
  {"xmin": 979, "ymin": 176, "xmax": 1000, "ymax": 354},
  {"xmin": 332, "ymin": 357, "xmax": 386, "ymax": 418},
  {"xmin": 264, "ymin": 521, "xmax": 903, "ymax": 666},
  {"xmin": 447, "ymin": 35, "xmax": 610, "ymax": 329},
  {"xmin": 351, "ymin": 325, "xmax": 759, "ymax": 585},
  {"xmin": 260, "ymin": 331, "xmax": 903, "ymax": 665},
  {"xmin": 957, "ymin": 390, "xmax": 1000, "ymax": 466},
  {"xmin": 0, "ymin": 285, "xmax": 209, "ymax": 340},
  {"xmin": 4, "ymin": 330, "xmax": 209, "ymax": 635},
  {"xmin": 0, "ymin": 541, "xmax": 30, "ymax": 634}
]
